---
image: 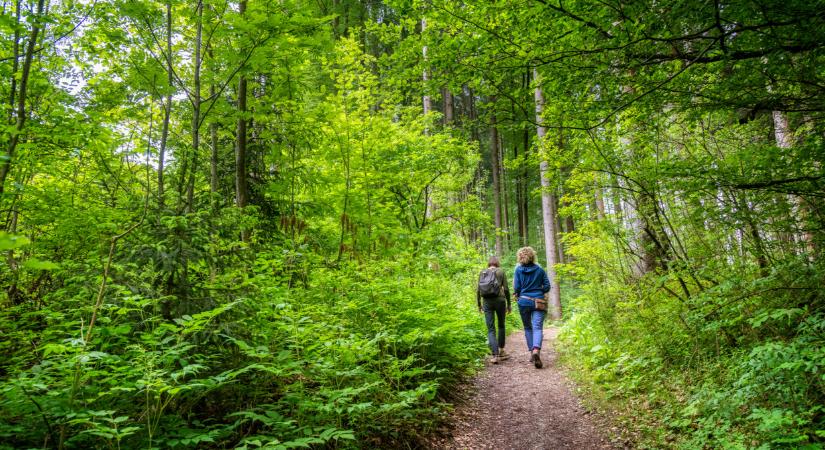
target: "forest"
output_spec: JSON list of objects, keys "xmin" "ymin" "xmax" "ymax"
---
[{"xmin": 0, "ymin": 0, "xmax": 823, "ymax": 448}]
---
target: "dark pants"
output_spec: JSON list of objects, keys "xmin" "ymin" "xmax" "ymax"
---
[{"xmin": 483, "ymin": 297, "xmax": 507, "ymax": 355}]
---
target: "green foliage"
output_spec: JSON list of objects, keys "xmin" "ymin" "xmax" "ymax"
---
[
  {"xmin": 3, "ymin": 0, "xmax": 825, "ymax": 448},
  {"xmin": 0, "ymin": 242, "xmax": 487, "ymax": 448},
  {"xmin": 559, "ymin": 219, "xmax": 825, "ymax": 448},
  {"xmin": 0, "ymin": 4, "xmax": 490, "ymax": 448}
]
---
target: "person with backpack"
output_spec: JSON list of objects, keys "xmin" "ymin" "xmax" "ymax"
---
[
  {"xmin": 476, "ymin": 256, "xmax": 511, "ymax": 364},
  {"xmin": 512, "ymin": 247, "xmax": 551, "ymax": 368}
]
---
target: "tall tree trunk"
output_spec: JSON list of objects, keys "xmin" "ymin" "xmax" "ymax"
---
[
  {"xmin": 555, "ymin": 195, "xmax": 566, "ymax": 263},
  {"xmin": 594, "ymin": 184, "xmax": 606, "ymax": 219},
  {"xmin": 185, "ymin": 0, "xmax": 203, "ymax": 214},
  {"xmin": 520, "ymin": 124, "xmax": 530, "ymax": 245},
  {"xmin": 157, "ymin": 1, "xmax": 173, "ymax": 211},
  {"xmin": 443, "ymin": 88, "xmax": 454, "ymax": 125},
  {"xmin": 500, "ymin": 130, "xmax": 511, "ymax": 251},
  {"xmin": 236, "ymin": 0, "xmax": 250, "ymax": 242},
  {"xmin": 421, "ymin": 17, "xmax": 435, "ymax": 218},
  {"xmin": 6, "ymin": 0, "xmax": 20, "ymax": 126},
  {"xmin": 515, "ymin": 134, "xmax": 525, "ymax": 246},
  {"xmin": 773, "ymin": 110, "xmax": 815, "ymax": 255},
  {"xmin": 3, "ymin": 0, "xmax": 22, "ymax": 232},
  {"xmin": 209, "ymin": 93, "xmax": 218, "ymax": 203},
  {"xmin": 206, "ymin": 46, "xmax": 218, "ymax": 209},
  {"xmin": 332, "ymin": 0, "xmax": 340, "ymax": 37},
  {"xmin": 421, "ymin": 18, "xmax": 431, "ymax": 118},
  {"xmin": 491, "ymin": 112, "xmax": 503, "ymax": 257},
  {"xmin": 533, "ymin": 68, "xmax": 562, "ymax": 320},
  {"xmin": 0, "ymin": 0, "xmax": 45, "ymax": 196}
]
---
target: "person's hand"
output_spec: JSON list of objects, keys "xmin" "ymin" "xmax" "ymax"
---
[{"xmin": 507, "ymin": 307, "xmax": 512, "ymax": 315}]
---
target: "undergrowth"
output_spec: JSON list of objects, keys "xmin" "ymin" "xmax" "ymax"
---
[
  {"xmin": 557, "ymin": 223, "xmax": 825, "ymax": 449},
  {"xmin": 0, "ymin": 232, "xmax": 489, "ymax": 449}
]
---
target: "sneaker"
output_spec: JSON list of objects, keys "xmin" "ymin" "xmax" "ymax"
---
[
  {"xmin": 499, "ymin": 349, "xmax": 510, "ymax": 360},
  {"xmin": 491, "ymin": 355, "xmax": 499, "ymax": 364},
  {"xmin": 532, "ymin": 350, "xmax": 542, "ymax": 369}
]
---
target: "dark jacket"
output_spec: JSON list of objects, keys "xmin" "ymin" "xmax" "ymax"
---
[
  {"xmin": 476, "ymin": 267, "xmax": 511, "ymax": 310},
  {"xmin": 513, "ymin": 263, "xmax": 550, "ymax": 306}
]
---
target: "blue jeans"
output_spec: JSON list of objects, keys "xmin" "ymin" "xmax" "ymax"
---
[
  {"xmin": 518, "ymin": 301, "xmax": 546, "ymax": 350},
  {"xmin": 482, "ymin": 297, "xmax": 507, "ymax": 356}
]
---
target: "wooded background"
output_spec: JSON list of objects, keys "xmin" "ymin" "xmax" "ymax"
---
[{"xmin": 1, "ymin": 0, "xmax": 823, "ymax": 448}]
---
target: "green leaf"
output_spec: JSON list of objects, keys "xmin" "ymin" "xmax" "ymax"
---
[
  {"xmin": 22, "ymin": 258, "xmax": 60, "ymax": 271},
  {"xmin": 0, "ymin": 232, "xmax": 29, "ymax": 250}
]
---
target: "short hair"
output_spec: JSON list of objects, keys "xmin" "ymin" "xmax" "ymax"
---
[
  {"xmin": 487, "ymin": 256, "xmax": 500, "ymax": 267},
  {"xmin": 517, "ymin": 247, "xmax": 536, "ymax": 265}
]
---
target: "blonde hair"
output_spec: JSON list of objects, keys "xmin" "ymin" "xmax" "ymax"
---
[{"xmin": 517, "ymin": 247, "xmax": 536, "ymax": 265}]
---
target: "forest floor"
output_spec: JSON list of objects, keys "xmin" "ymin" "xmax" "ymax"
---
[{"xmin": 431, "ymin": 327, "xmax": 623, "ymax": 450}]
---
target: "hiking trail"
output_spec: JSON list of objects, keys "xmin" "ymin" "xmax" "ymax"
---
[{"xmin": 432, "ymin": 327, "xmax": 622, "ymax": 450}]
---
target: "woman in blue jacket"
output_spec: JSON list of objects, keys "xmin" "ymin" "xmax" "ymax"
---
[{"xmin": 512, "ymin": 247, "xmax": 551, "ymax": 368}]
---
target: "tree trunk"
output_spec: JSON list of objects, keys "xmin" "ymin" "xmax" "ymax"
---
[
  {"xmin": 491, "ymin": 113, "xmax": 503, "ymax": 257},
  {"xmin": 0, "ymin": 0, "xmax": 46, "ymax": 196},
  {"xmin": 186, "ymin": 0, "xmax": 203, "ymax": 214},
  {"xmin": 157, "ymin": 1, "xmax": 173, "ymax": 211},
  {"xmin": 773, "ymin": 110, "xmax": 815, "ymax": 255},
  {"xmin": 515, "ymin": 135, "xmax": 525, "ymax": 246},
  {"xmin": 443, "ymin": 88, "xmax": 454, "ymax": 125},
  {"xmin": 332, "ymin": 0, "xmax": 340, "ymax": 37},
  {"xmin": 421, "ymin": 17, "xmax": 435, "ymax": 218},
  {"xmin": 209, "ymin": 93, "xmax": 218, "ymax": 202},
  {"xmin": 6, "ymin": 0, "xmax": 21, "ymax": 126},
  {"xmin": 594, "ymin": 185, "xmax": 606, "ymax": 219},
  {"xmin": 533, "ymin": 68, "xmax": 562, "ymax": 321},
  {"xmin": 421, "ymin": 18, "xmax": 431, "ymax": 118},
  {"xmin": 500, "ymin": 129, "xmax": 511, "ymax": 251},
  {"xmin": 520, "ymin": 124, "xmax": 530, "ymax": 245},
  {"xmin": 236, "ymin": 0, "xmax": 250, "ymax": 241},
  {"xmin": 206, "ymin": 45, "xmax": 218, "ymax": 208},
  {"xmin": 555, "ymin": 195, "xmax": 566, "ymax": 263}
]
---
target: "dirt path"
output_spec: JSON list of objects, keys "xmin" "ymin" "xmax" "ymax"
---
[{"xmin": 434, "ymin": 327, "xmax": 618, "ymax": 450}]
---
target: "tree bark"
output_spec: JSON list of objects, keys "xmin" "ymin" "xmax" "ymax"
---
[
  {"xmin": 533, "ymin": 68, "xmax": 562, "ymax": 320},
  {"xmin": 773, "ymin": 110, "xmax": 815, "ymax": 255},
  {"xmin": 236, "ymin": 0, "xmax": 250, "ymax": 241},
  {"xmin": 491, "ymin": 112, "xmax": 503, "ymax": 257},
  {"xmin": 421, "ymin": 18, "xmax": 431, "ymax": 118},
  {"xmin": 185, "ymin": 0, "xmax": 203, "ymax": 213},
  {"xmin": 519, "ymin": 124, "xmax": 530, "ymax": 244},
  {"xmin": 500, "ymin": 130, "xmax": 511, "ymax": 252},
  {"xmin": 332, "ymin": 0, "xmax": 340, "ymax": 37},
  {"xmin": 206, "ymin": 45, "xmax": 218, "ymax": 208},
  {"xmin": 443, "ymin": 88, "xmax": 454, "ymax": 125},
  {"xmin": 6, "ymin": 0, "xmax": 21, "ymax": 126},
  {"xmin": 0, "ymin": 0, "xmax": 46, "ymax": 196},
  {"xmin": 209, "ymin": 93, "xmax": 218, "ymax": 201},
  {"xmin": 421, "ymin": 17, "xmax": 435, "ymax": 218},
  {"xmin": 157, "ymin": 1, "xmax": 173, "ymax": 211},
  {"xmin": 594, "ymin": 185, "xmax": 606, "ymax": 219}
]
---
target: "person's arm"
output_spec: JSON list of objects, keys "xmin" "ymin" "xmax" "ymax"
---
[
  {"xmin": 513, "ymin": 267, "xmax": 522, "ymax": 299},
  {"xmin": 542, "ymin": 268, "xmax": 551, "ymax": 293},
  {"xmin": 500, "ymin": 270, "xmax": 511, "ymax": 311},
  {"xmin": 476, "ymin": 273, "xmax": 482, "ymax": 311}
]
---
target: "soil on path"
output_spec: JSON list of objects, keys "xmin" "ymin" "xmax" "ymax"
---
[{"xmin": 434, "ymin": 327, "xmax": 618, "ymax": 450}]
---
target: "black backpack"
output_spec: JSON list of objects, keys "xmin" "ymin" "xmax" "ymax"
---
[{"xmin": 478, "ymin": 268, "xmax": 502, "ymax": 298}]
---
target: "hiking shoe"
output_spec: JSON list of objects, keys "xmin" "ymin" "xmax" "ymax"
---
[
  {"xmin": 533, "ymin": 350, "xmax": 542, "ymax": 369},
  {"xmin": 491, "ymin": 355, "xmax": 499, "ymax": 364},
  {"xmin": 499, "ymin": 349, "xmax": 509, "ymax": 360}
]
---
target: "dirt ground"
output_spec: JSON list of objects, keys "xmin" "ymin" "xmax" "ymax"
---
[{"xmin": 432, "ymin": 327, "xmax": 621, "ymax": 450}]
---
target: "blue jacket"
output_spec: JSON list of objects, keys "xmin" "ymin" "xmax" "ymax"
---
[{"xmin": 513, "ymin": 263, "xmax": 550, "ymax": 306}]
